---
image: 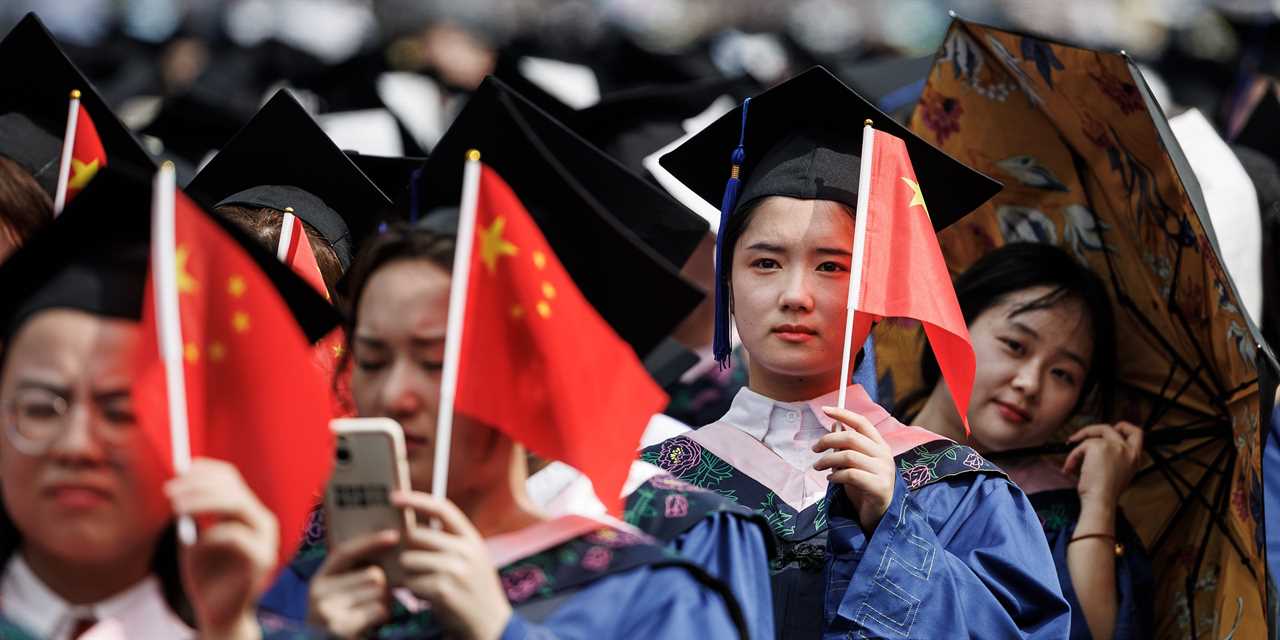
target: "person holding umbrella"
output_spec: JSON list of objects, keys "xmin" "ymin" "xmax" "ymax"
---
[{"xmin": 905, "ymin": 242, "xmax": 1152, "ymax": 640}]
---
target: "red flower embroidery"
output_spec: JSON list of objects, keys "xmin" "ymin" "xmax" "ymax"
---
[
  {"xmin": 581, "ymin": 546, "xmax": 612, "ymax": 572},
  {"xmin": 1089, "ymin": 67, "xmax": 1143, "ymax": 115},
  {"xmin": 665, "ymin": 494, "xmax": 689, "ymax": 518},
  {"xmin": 502, "ymin": 566, "xmax": 548, "ymax": 603}
]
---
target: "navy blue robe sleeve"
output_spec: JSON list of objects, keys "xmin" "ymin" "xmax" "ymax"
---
[
  {"xmin": 824, "ymin": 473, "xmax": 1071, "ymax": 639},
  {"xmin": 670, "ymin": 512, "xmax": 775, "ymax": 640},
  {"xmin": 498, "ymin": 565, "xmax": 743, "ymax": 640},
  {"xmin": 1041, "ymin": 505, "xmax": 1153, "ymax": 640}
]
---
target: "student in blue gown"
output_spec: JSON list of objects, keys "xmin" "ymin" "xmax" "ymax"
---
[
  {"xmin": 905, "ymin": 243, "xmax": 1152, "ymax": 640},
  {"xmin": 262, "ymin": 223, "xmax": 747, "ymax": 639},
  {"xmin": 644, "ymin": 66, "xmax": 1073, "ymax": 639},
  {"xmin": 0, "ymin": 169, "xmax": 330, "ymax": 639}
]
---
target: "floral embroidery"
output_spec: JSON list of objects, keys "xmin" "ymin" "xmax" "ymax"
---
[
  {"xmin": 585, "ymin": 527, "xmax": 647, "ymax": 548},
  {"xmin": 963, "ymin": 452, "xmax": 985, "ymax": 470},
  {"xmin": 502, "ymin": 565, "xmax": 548, "ymax": 603},
  {"xmin": 903, "ymin": 464, "xmax": 933, "ymax": 489},
  {"xmin": 1036, "ymin": 503, "xmax": 1072, "ymax": 532},
  {"xmin": 759, "ymin": 492, "xmax": 796, "ymax": 537},
  {"xmin": 664, "ymin": 494, "xmax": 689, "ymax": 518},
  {"xmin": 655, "ymin": 438, "xmax": 702, "ymax": 476},
  {"xmin": 580, "ymin": 546, "xmax": 612, "ymax": 572}
]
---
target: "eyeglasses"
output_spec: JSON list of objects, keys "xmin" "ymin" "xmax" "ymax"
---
[{"xmin": 3, "ymin": 387, "xmax": 137, "ymax": 456}]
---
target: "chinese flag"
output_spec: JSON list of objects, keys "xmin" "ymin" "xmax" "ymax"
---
[
  {"xmin": 279, "ymin": 214, "xmax": 351, "ymax": 417},
  {"xmin": 60, "ymin": 99, "xmax": 107, "ymax": 204},
  {"xmin": 851, "ymin": 130, "xmax": 976, "ymax": 431},
  {"xmin": 134, "ymin": 191, "xmax": 335, "ymax": 569},
  {"xmin": 455, "ymin": 164, "xmax": 668, "ymax": 513}
]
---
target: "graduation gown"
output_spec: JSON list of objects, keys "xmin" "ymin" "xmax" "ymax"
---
[
  {"xmin": 1008, "ymin": 460, "xmax": 1154, "ymax": 640},
  {"xmin": 261, "ymin": 513, "xmax": 747, "ymax": 639},
  {"xmin": 623, "ymin": 472, "xmax": 777, "ymax": 640},
  {"xmin": 640, "ymin": 385, "xmax": 1071, "ymax": 639}
]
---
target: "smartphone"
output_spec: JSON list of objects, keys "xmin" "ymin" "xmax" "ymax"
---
[{"xmin": 325, "ymin": 417, "xmax": 416, "ymax": 585}]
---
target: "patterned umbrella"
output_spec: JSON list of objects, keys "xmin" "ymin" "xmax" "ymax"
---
[{"xmin": 873, "ymin": 17, "xmax": 1276, "ymax": 639}]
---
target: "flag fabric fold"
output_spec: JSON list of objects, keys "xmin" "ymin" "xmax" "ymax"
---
[
  {"xmin": 851, "ymin": 128, "xmax": 975, "ymax": 431},
  {"xmin": 134, "ymin": 185, "xmax": 336, "ymax": 569},
  {"xmin": 452, "ymin": 162, "xmax": 668, "ymax": 514}
]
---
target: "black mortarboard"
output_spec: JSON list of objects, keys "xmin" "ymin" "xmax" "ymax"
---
[
  {"xmin": 659, "ymin": 66, "xmax": 1002, "ymax": 366},
  {"xmin": 0, "ymin": 165, "xmax": 339, "ymax": 343},
  {"xmin": 417, "ymin": 77, "xmax": 710, "ymax": 274},
  {"xmin": 574, "ymin": 76, "xmax": 755, "ymax": 176},
  {"xmin": 186, "ymin": 90, "xmax": 393, "ymax": 270},
  {"xmin": 140, "ymin": 88, "xmax": 255, "ymax": 166},
  {"xmin": 411, "ymin": 76, "xmax": 706, "ymax": 357},
  {"xmin": 0, "ymin": 13, "xmax": 155, "ymax": 189},
  {"xmin": 343, "ymin": 151, "xmax": 427, "ymax": 209}
]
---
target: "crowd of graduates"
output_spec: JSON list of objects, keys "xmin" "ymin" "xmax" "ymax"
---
[{"xmin": 0, "ymin": 5, "xmax": 1276, "ymax": 640}]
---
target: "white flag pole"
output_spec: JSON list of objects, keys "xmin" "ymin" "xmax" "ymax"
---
[
  {"xmin": 52, "ymin": 89, "xmax": 82, "ymax": 216},
  {"xmin": 836, "ymin": 121, "xmax": 877, "ymax": 417},
  {"xmin": 150, "ymin": 161, "xmax": 197, "ymax": 545},
  {"xmin": 432, "ymin": 150, "xmax": 482, "ymax": 500},
  {"xmin": 276, "ymin": 210, "xmax": 298, "ymax": 261}
]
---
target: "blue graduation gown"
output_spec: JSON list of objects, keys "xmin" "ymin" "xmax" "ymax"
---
[
  {"xmin": 1030, "ymin": 489, "xmax": 1153, "ymax": 639},
  {"xmin": 642, "ymin": 418, "xmax": 1071, "ymax": 639},
  {"xmin": 823, "ymin": 454, "xmax": 1072, "ymax": 638},
  {"xmin": 624, "ymin": 474, "xmax": 776, "ymax": 640},
  {"xmin": 261, "ymin": 514, "xmax": 747, "ymax": 640}
]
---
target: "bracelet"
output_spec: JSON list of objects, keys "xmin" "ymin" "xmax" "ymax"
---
[{"xmin": 1069, "ymin": 532, "xmax": 1125, "ymax": 557}]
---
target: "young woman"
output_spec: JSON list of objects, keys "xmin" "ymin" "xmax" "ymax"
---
[
  {"xmin": 0, "ymin": 169, "xmax": 318, "ymax": 639},
  {"xmin": 262, "ymin": 224, "xmax": 747, "ymax": 640},
  {"xmin": 907, "ymin": 242, "xmax": 1152, "ymax": 640},
  {"xmin": 644, "ymin": 66, "xmax": 1072, "ymax": 638}
]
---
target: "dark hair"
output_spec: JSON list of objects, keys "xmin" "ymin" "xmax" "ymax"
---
[
  {"xmin": 0, "ymin": 155, "xmax": 54, "ymax": 245},
  {"xmin": 214, "ymin": 205, "xmax": 344, "ymax": 300},
  {"xmin": 907, "ymin": 242, "xmax": 1117, "ymax": 420},
  {"xmin": 334, "ymin": 223, "xmax": 456, "ymax": 401}
]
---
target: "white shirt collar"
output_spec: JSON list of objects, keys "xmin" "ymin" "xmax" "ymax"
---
[{"xmin": 0, "ymin": 554, "xmax": 194, "ymax": 640}]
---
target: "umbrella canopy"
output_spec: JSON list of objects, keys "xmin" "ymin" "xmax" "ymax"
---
[{"xmin": 875, "ymin": 17, "xmax": 1276, "ymax": 639}]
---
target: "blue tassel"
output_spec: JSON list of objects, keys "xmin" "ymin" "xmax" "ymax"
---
[
  {"xmin": 408, "ymin": 166, "xmax": 424, "ymax": 224},
  {"xmin": 713, "ymin": 98, "xmax": 751, "ymax": 369}
]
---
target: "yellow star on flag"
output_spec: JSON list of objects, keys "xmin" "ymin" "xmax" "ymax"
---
[
  {"xmin": 479, "ymin": 217, "xmax": 518, "ymax": 274},
  {"xmin": 209, "ymin": 341, "xmax": 227, "ymax": 363},
  {"xmin": 902, "ymin": 177, "xmax": 929, "ymax": 218},
  {"xmin": 232, "ymin": 311, "xmax": 251, "ymax": 334},
  {"xmin": 331, "ymin": 342, "xmax": 345, "ymax": 360},
  {"xmin": 227, "ymin": 275, "xmax": 247, "ymax": 298},
  {"xmin": 184, "ymin": 342, "xmax": 199, "ymax": 364},
  {"xmin": 176, "ymin": 245, "xmax": 198, "ymax": 294},
  {"xmin": 68, "ymin": 158, "xmax": 100, "ymax": 191}
]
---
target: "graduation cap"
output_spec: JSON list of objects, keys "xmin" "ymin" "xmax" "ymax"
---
[
  {"xmin": 0, "ymin": 13, "xmax": 155, "ymax": 191},
  {"xmin": 412, "ymin": 76, "xmax": 707, "ymax": 357},
  {"xmin": 0, "ymin": 164, "xmax": 340, "ymax": 343},
  {"xmin": 140, "ymin": 88, "xmax": 255, "ymax": 166},
  {"xmin": 659, "ymin": 65, "xmax": 1002, "ymax": 366},
  {"xmin": 343, "ymin": 150, "xmax": 427, "ymax": 206},
  {"xmin": 185, "ymin": 90, "xmax": 393, "ymax": 269},
  {"xmin": 574, "ymin": 76, "xmax": 755, "ymax": 176}
]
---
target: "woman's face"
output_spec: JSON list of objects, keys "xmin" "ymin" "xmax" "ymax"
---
[
  {"xmin": 731, "ymin": 197, "xmax": 853, "ymax": 384},
  {"xmin": 350, "ymin": 259, "xmax": 511, "ymax": 497},
  {"xmin": 963, "ymin": 287, "xmax": 1093, "ymax": 451},
  {"xmin": 0, "ymin": 310, "xmax": 171, "ymax": 566}
]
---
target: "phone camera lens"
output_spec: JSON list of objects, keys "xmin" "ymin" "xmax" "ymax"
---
[{"xmin": 336, "ymin": 446, "xmax": 352, "ymax": 465}]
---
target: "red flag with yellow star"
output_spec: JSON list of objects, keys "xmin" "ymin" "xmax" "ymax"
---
[
  {"xmin": 54, "ymin": 90, "xmax": 107, "ymax": 212},
  {"xmin": 850, "ymin": 128, "xmax": 975, "ymax": 430},
  {"xmin": 134, "ymin": 188, "xmax": 335, "ymax": 569},
  {"xmin": 454, "ymin": 163, "xmax": 667, "ymax": 514},
  {"xmin": 277, "ymin": 211, "xmax": 351, "ymax": 416}
]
